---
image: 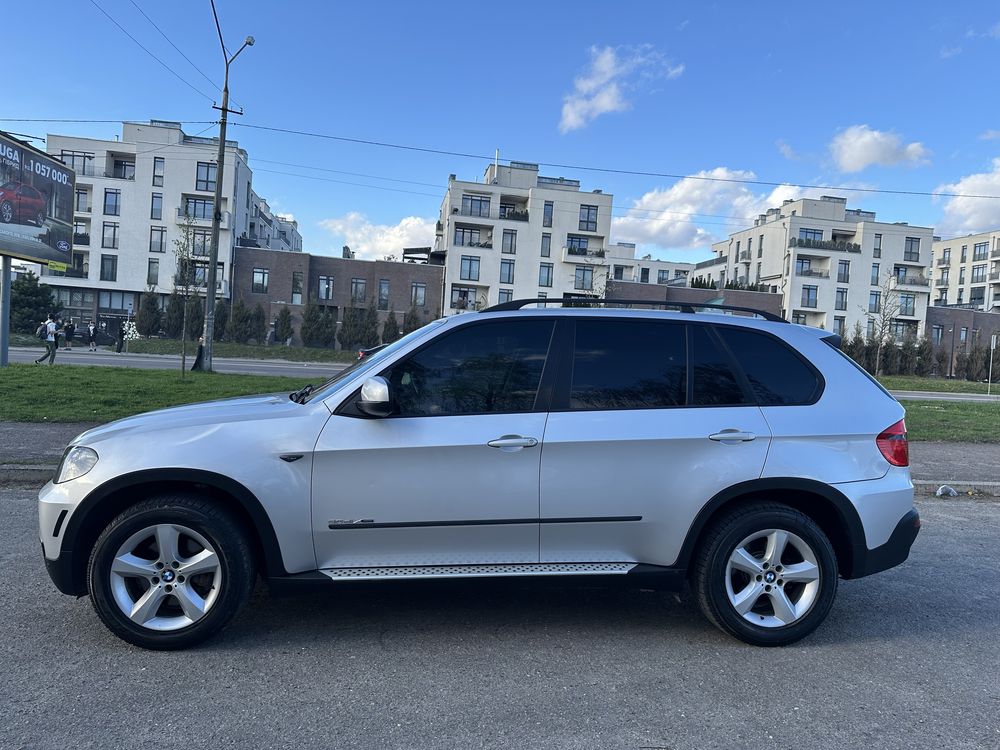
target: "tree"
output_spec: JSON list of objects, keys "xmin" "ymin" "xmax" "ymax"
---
[
  {"xmin": 228, "ymin": 298, "xmax": 252, "ymax": 344},
  {"xmin": 250, "ymin": 302, "xmax": 267, "ymax": 345},
  {"xmin": 954, "ymin": 348, "xmax": 969, "ymax": 380},
  {"xmin": 319, "ymin": 307, "xmax": 338, "ymax": 347},
  {"xmin": 690, "ymin": 276, "xmax": 715, "ymax": 289},
  {"xmin": 898, "ymin": 335, "xmax": 918, "ymax": 376},
  {"xmin": 934, "ymin": 345, "xmax": 950, "ymax": 377},
  {"xmin": 360, "ymin": 303, "xmax": 380, "ymax": 348},
  {"xmin": 214, "ymin": 298, "xmax": 229, "ymax": 342},
  {"xmin": 299, "ymin": 299, "xmax": 323, "ymax": 347},
  {"xmin": 173, "ymin": 215, "xmax": 197, "ymax": 374},
  {"xmin": 8, "ymin": 271, "xmax": 54, "ymax": 333},
  {"xmin": 381, "ymin": 311, "xmax": 400, "ymax": 344},
  {"xmin": 274, "ymin": 306, "xmax": 293, "ymax": 344},
  {"xmin": 915, "ymin": 335, "xmax": 934, "ymax": 377},
  {"xmin": 185, "ymin": 295, "xmax": 204, "ymax": 341},
  {"xmin": 860, "ymin": 273, "xmax": 903, "ymax": 376},
  {"xmin": 843, "ymin": 322, "xmax": 865, "ymax": 366},
  {"xmin": 163, "ymin": 291, "xmax": 184, "ymax": 338},
  {"xmin": 337, "ymin": 307, "xmax": 361, "ymax": 351},
  {"xmin": 966, "ymin": 344, "xmax": 988, "ymax": 382},
  {"xmin": 402, "ymin": 306, "xmax": 423, "ymax": 334},
  {"xmin": 134, "ymin": 291, "xmax": 161, "ymax": 337}
]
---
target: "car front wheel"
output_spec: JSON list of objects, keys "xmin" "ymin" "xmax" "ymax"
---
[
  {"xmin": 0, "ymin": 200, "xmax": 13, "ymax": 223},
  {"xmin": 87, "ymin": 494, "xmax": 254, "ymax": 650},
  {"xmin": 693, "ymin": 502, "xmax": 838, "ymax": 646}
]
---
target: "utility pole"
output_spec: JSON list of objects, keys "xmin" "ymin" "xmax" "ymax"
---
[{"xmin": 199, "ymin": 0, "xmax": 252, "ymax": 372}]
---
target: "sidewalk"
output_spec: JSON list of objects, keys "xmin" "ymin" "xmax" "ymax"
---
[{"xmin": 1, "ymin": 421, "xmax": 997, "ymax": 492}]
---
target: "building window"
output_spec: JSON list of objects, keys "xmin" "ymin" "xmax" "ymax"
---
[
  {"xmin": 904, "ymin": 237, "xmax": 920, "ymax": 262},
  {"xmin": 498, "ymin": 289, "xmax": 514, "ymax": 303},
  {"xmin": 575, "ymin": 266, "xmax": 594, "ymax": 291},
  {"xmin": 152, "ymin": 157, "xmax": 165, "ymax": 187},
  {"xmin": 378, "ymin": 279, "xmax": 390, "ymax": 310},
  {"xmin": 869, "ymin": 290, "xmax": 881, "ymax": 313},
  {"xmin": 835, "ymin": 288, "xmax": 848, "ymax": 311},
  {"xmin": 566, "ymin": 235, "xmax": 590, "ymax": 253},
  {"xmin": 931, "ymin": 325, "xmax": 943, "ymax": 345},
  {"xmin": 103, "ymin": 189, "xmax": 120, "ymax": 216},
  {"xmin": 800, "ymin": 285, "xmax": 818, "ymax": 308},
  {"xmin": 899, "ymin": 292, "xmax": 916, "ymax": 316},
  {"xmin": 460, "ymin": 255, "xmax": 480, "ymax": 281},
  {"xmin": 613, "ymin": 265, "xmax": 625, "ymax": 280},
  {"xmin": 959, "ymin": 267, "xmax": 966, "ymax": 285},
  {"xmin": 940, "ymin": 268, "xmax": 950, "ymax": 284},
  {"xmin": 540, "ymin": 233, "xmax": 551, "ymax": 258},
  {"xmin": 148, "ymin": 192, "xmax": 162, "ymax": 220},
  {"xmin": 410, "ymin": 282, "xmax": 426, "ymax": 307},
  {"xmin": 793, "ymin": 313, "xmax": 808, "ymax": 325},
  {"xmin": 112, "ymin": 159, "xmax": 134, "ymax": 180},
  {"xmin": 957, "ymin": 289, "xmax": 964, "ymax": 303},
  {"xmin": 196, "ymin": 162, "xmax": 217, "ymax": 192},
  {"xmin": 960, "ymin": 245, "xmax": 968, "ymax": 263},
  {"xmin": 317, "ymin": 275, "xmax": 333, "ymax": 301},
  {"xmin": 146, "ymin": 258, "xmax": 159, "ymax": 286},
  {"xmin": 450, "ymin": 285, "xmax": 478, "ymax": 310},
  {"xmin": 349, "ymin": 278, "xmax": 365, "ymax": 304},
  {"xmin": 502, "ymin": 229, "xmax": 517, "ymax": 254},
  {"xmin": 149, "ymin": 226, "xmax": 166, "ymax": 253},
  {"xmin": 543, "ymin": 201, "xmax": 553, "ymax": 227},
  {"xmin": 941, "ymin": 247, "xmax": 951, "ymax": 263},
  {"xmin": 640, "ymin": 267, "xmax": 649, "ymax": 283},
  {"xmin": 973, "ymin": 242, "xmax": 988, "ymax": 261},
  {"xmin": 74, "ymin": 188, "xmax": 89, "ymax": 212},
  {"xmin": 799, "ymin": 228, "xmax": 823, "ymax": 242},
  {"xmin": 292, "ymin": 271, "xmax": 303, "ymax": 304},
  {"xmin": 795, "ymin": 258, "xmax": 812, "ymax": 275},
  {"xmin": 579, "ymin": 204, "xmax": 598, "ymax": 232},
  {"xmin": 970, "ymin": 287, "xmax": 986, "ymax": 305},
  {"xmin": 102, "ymin": 222, "xmax": 119, "ymax": 249},
  {"xmin": 873, "ymin": 233, "xmax": 882, "ymax": 258},
  {"xmin": 837, "ymin": 260, "xmax": 850, "ymax": 283},
  {"xmin": 453, "ymin": 226, "xmax": 482, "ymax": 247},
  {"xmin": 538, "ymin": 263, "xmax": 553, "ymax": 287},
  {"xmin": 758, "ymin": 234, "xmax": 764, "ymax": 258},
  {"xmin": 657, "ymin": 269, "xmax": 670, "ymax": 284},
  {"xmin": 184, "ymin": 197, "xmax": 213, "ymax": 219},
  {"xmin": 871, "ymin": 263, "xmax": 880, "ymax": 285},
  {"xmin": 867, "ymin": 319, "xmax": 876, "ymax": 338},
  {"xmin": 191, "ymin": 228, "xmax": 211, "ymax": 256},
  {"xmin": 252, "ymin": 268, "xmax": 269, "ymax": 294},
  {"xmin": 61, "ymin": 150, "xmax": 94, "ymax": 175},
  {"xmin": 747, "ymin": 237, "xmax": 753, "ymax": 256},
  {"xmin": 100, "ymin": 254, "xmax": 117, "ymax": 282},
  {"xmin": 833, "ymin": 316, "xmax": 846, "ymax": 336},
  {"xmin": 971, "ymin": 264, "xmax": 987, "ymax": 283},
  {"xmin": 755, "ymin": 262, "xmax": 761, "ymax": 282},
  {"xmin": 461, "ymin": 194, "xmax": 490, "ymax": 217},
  {"xmin": 960, "ymin": 327, "xmax": 968, "ymax": 343},
  {"xmin": 500, "ymin": 258, "xmax": 515, "ymax": 284}
]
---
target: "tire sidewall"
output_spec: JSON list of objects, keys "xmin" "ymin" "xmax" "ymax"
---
[
  {"xmin": 704, "ymin": 508, "xmax": 838, "ymax": 647},
  {"xmin": 88, "ymin": 501, "xmax": 250, "ymax": 650}
]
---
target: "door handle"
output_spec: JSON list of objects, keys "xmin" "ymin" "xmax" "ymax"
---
[
  {"xmin": 708, "ymin": 430, "xmax": 757, "ymax": 443},
  {"xmin": 487, "ymin": 435, "xmax": 539, "ymax": 449}
]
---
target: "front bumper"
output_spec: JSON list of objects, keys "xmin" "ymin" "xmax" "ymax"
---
[{"xmin": 846, "ymin": 508, "xmax": 921, "ymax": 579}]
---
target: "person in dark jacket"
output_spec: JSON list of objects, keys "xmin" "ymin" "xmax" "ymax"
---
[
  {"xmin": 63, "ymin": 319, "xmax": 76, "ymax": 351},
  {"xmin": 115, "ymin": 321, "xmax": 125, "ymax": 353},
  {"xmin": 86, "ymin": 321, "xmax": 98, "ymax": 351},
  {"xmin": 191, "ymin": 337, "xmax": 204, "ymax": 371}
]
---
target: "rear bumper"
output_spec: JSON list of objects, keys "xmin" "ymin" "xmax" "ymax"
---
[{"xmin": 845, "ymin": 508, "xmax": 920, "ymax": 579}]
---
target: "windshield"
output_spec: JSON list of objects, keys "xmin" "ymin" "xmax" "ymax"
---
[{"xmin": 301, "ymin": 318, "xmax": 448, "ymax": 403}]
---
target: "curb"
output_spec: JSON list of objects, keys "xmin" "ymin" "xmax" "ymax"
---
[{"xmin": 0, "ymin": 464, "xmax": 56, "ymax": 485}]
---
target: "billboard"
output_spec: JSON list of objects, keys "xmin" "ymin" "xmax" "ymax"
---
[{"xmin": 0, "ymin": 131, "xmax": 75, "ymax": 268}]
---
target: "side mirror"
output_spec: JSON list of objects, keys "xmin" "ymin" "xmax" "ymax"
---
[{"xmin": 357, "ymin": 376, "xmax": 393, "ymax": 418}]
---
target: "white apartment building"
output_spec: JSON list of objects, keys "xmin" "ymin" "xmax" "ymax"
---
[
  {"xmin": 35, "ymin": 120, "xmax": 299, "ymax": 325},
  {"xmin": 244, "ymin": 190, "xmax": 302, "ymax": 253},
  {"xmin": 696, "ymin": 196, "xmax": 933, "ymax": 339},
  {"xmin": 930, "ymin": 231, "xmax": 1000, "ymax": 312}
]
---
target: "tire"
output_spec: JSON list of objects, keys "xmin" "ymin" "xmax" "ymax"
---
[
  {"xmin": 693, "ymin": 502, "xmax": 838, "ymax": 647},
  {"xmin": 36, "ymin": 211, "xmax": 46, "ymax": 227},
  {"xmin": 87, "ymin": 494, "xmax": 254, "ymax": 650},
  {"xmin": 0, "ymin": 200, "xmax": 13, "ymax": 223}
]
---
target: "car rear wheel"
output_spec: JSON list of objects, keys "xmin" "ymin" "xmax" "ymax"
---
[
  {"xmin": 693, "ymin": 502, "xmax": 838, "ymax": 646},
  {"xmin": 87, "ymin": 494, "xmax": 254, "ymax": 650},
  {"xmin": 35, "ymin": 210, "xmax": 45, "ymax": 226},
  {"xmin": 0, "ymin": 200, "xmax": 13, "ymax": 223}
]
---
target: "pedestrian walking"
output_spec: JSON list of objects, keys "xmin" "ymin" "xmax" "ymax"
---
[
  {"xmin": 115, "ymin": 320, "xmax": 125, "ymax": 354},
  {"xmin": 34, "ymin": 313, "xmax": 59, "ymax": 365},
  {"xmin": 191, "ymin": 337, "xmax": 204, "ymax": 371},
  {"xmin": 86, "ymin": 321, "xmax": 98, "ymax": 351},
  {"xmin": 63, "ymin": 318, "xmax": 76, "ymax": 351}
]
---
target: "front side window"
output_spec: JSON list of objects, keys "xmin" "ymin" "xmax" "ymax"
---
[
  {"xmin": 384, "ymin": 320, "xmax": 554, "ymax": 416},
  {"xmin": 570, "ymin": 320, "xmax": 685, "ymax": 410},
  {"xmin": 873, "ymin": 233, "xmax": 882, "ymax": 257},
  {"xmin": 454, "ymin": 226, "xmax": 481, "ymax": 247},
  {"xmin": 460, "ymin": 255, "xmax": 480, "ymax": 281},
  {"xmin": 716, "ymin": 327, "xmax": 820, "ymax": 405},
  {"xmin": 103, "ymin": 189, "xmax": 120, "ymax": 216},
  {"xmin": 579, "ymin": 204, "xmax": 598, "ymax": 232},
  {"xmin": 871, "ymin": 263, "xmax": 880, "ymax": 285},
  {"xmin": 450, "ymin": 285, "xmax": 478, "ymax": 310},
  {"xmin": 869, "ymin": 291, "xmax": 881, "ymax": 313},
  {"xmin": 657, "ymin": 270, "xmax": 670, "ymax": 284},
  {"xmin": 252, "ymin": 268, "xmax": 269, "ymax": 294},
  {"xmin": 498, "ymin": 289, "xmax": 513, "ymax": 303},
  {"xmin": 973, "ymin": 242, "xmax": 988, "ymax": 261},
  {"xmin": 899, "ymin": 293, "xmax": 916, "ymax": 316},
  {"xmin": 196, "ymin": 162, "xmax": 217, "ymax": 192},
  {"xmin": 185, "ymin": 198, "xmax": 212, "ymax": 219},
  {"xmin": 838, "ymin": 260, "xmax": 850, "ymax": 283},
  {"xmin": 971, "ymin": 264, "xmax": 987, "ymax": 283},
  {"xmin": 567, "ymin": 235, "xmax": 589, "ymax": 253},
  {"xmin": 411, "ymin": 282, "xmax": 426, "ymax": 307},
  {"xmin": 835, "ymin": 288, "xmax": 848, "ymax": 310},
  {"xmin": 904, "ymin": 236, "xmax": 920, "ymax": 262}
]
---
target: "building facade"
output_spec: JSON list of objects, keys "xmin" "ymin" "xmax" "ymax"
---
[
  {"xmin": 697, "ymin": 196, "xmax": 933, "ymax": 339},
  {"xmin": 231, "ymin": 246, "xmax": 444, "ymax": 344},
  {"xmin": 34, "ymin": 120, "xmax": 300, "ymax": 328},
  {"xmin": 930, "ymin": 231, "xmax": 1000, "ymax": 312}
]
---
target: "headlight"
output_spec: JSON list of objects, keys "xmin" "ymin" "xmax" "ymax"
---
[{"xmin": 54, "ymin": 446, "xmax": 99, "ymax": 484}]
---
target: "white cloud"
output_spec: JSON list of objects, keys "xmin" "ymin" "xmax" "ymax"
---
[
  {"xmin": 940, "ymin": 45, "xmax": 962, "ymax": 58},
  {"xmin": 829, "ymin": 124, "xmax": 929, "ymax": 172},
  {"xmin": 979, "ymin": 129, "xmax": 1000, "ymax": 140},
  {"xmin": 318, "ymin": 212, "xmax": 435, "ymax": 260},
  {"xmin": 989, "ymin": 22, "xmax": 1000, "ymax": 39},
  {"xmin": 776, "ymin": 139, "xmax": 799, "ymax": 160},
  {"xmin": 935, "ymin": 158, "xmax": 1000, "ymax": 234},
  {"xmin": 559, "ymin": 45, "xmax": 683, "ymax": 133},
  {"xmin": 611, "ymin": 167, "xmax": 825, "ymax": 253}
]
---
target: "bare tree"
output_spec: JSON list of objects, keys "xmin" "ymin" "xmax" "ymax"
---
[
  {"xmin": 173, "ymin": 216, "xmax": 197, "ymax": 377},
  {"xmin": 860, "ymin": 273, "xmax": 903, "ymax": 376}
]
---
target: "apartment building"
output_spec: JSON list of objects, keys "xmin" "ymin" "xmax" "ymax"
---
[
  {"xmin": 696, "ymin": 196, "xmax": 933, "ymax": 339},
  {"xmin": 35, "ymin": 120, "xmax": 299, "ymax": 326},
  {"xmin": 607, "ymin": 242, "xmax": 695, "ymax": 290},
  {"xmin": 242, "ymin": 190, "xmax": 302, "ymax": 253},
  {"xmin": 930, "ymin": 231, "xmax": 1000, "ymax": 312}
]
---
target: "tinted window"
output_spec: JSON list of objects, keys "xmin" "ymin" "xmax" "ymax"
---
[
  {"xmin": 385, "ymin": 320, "xmax": 553, "ymax": 416},
  {"xmin": 716, "ymin": 327, "xmax": 821, "ymax": 405},
  {"xmin": 690, "ymin": 326, "xmax": 748, "ymax": 406},
  {"xmin": 571, "ymin": 320, "xmax": 685, "ymax": 409}
]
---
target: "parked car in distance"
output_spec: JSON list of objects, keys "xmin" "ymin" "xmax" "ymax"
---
[
  {"xmin": 39, "ymin": 300, "xmax": 920, "ymax": 650},
  {"xmin": 0, "ymin": 181, "xmax": 47, "ymax": 226}
]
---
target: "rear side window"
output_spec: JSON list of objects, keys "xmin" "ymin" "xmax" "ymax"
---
[
  {"xmin": 384, "ymin": 320, "xmax": 554, "ymax": 416},
  {"xmin": 690, "ymin": 325, "xmax": 749, "ymax": 406},
  {"xmin": 717, "ymin": 327, "xmax": 822, "ymax": 405},
  {"xmin": 570, "ymin": 320, "xmax": 686, "ymax": 409}
]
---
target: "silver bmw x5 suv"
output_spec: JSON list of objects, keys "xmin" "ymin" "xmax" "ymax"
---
[{"xmin": 39, "ymin": 300, "xmax": 920, "ymax": 650}]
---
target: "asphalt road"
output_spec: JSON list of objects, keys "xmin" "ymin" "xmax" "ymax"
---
[{"xmin": 1, "ymin": 490, "xmax": 997, "ymax": 750}]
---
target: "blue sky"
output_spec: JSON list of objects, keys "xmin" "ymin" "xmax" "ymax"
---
[{"xmin": 7, "ymin": 0, "xmax": 1000, "ymax": 261}]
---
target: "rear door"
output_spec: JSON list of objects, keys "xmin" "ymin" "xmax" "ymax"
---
[{"xmin": 538, "ymin": 319, "xmax": 772, "ymax": 568}]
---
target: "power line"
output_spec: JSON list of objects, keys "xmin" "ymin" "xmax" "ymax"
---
[
  {"xmin": 88, "ymin": 0, "xmax": 216, "ymax": 102},
  {"xmin": 0, "ymin": 118, "xmax": 217, "ymax": 124}
]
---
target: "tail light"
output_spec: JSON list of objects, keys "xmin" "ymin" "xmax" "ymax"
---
[{"xmin": 877, "ymin": 420, "xmax": 909, "ymax": 467}]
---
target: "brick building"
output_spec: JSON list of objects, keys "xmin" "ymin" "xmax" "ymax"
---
[{"xmin": 231, "ymin": 247, "xmax": 444, "ymax": 345}]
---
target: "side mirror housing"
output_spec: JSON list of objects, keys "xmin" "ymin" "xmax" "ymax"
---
[{"xmin": 357, "ymin": 376, "xmax": 393, "ymax": 418}]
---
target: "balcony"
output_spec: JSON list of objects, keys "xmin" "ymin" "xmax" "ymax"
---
[
  {"xmin": 895, "ymin": 275, "xmax": 930, "ymax": 287},
  {"xmin": 455, "ymin": 240, "xmax": 493, "ymax": 249},
  {"xmin": 934, "ymin": 278, "xmax": 949, "ymax": 287},
  {"xmin": 563, "ymin": 246, "xmax": 608, "ymax": 265},
  {"xmin": 795, "ymin": 268, "xmax": 830, "ymax": 279},
  {"xmin": 75, "ymin": 206, "xmax": 91, "ymax": 214},
  {"xmin": 695, "ymin": 255, "xmax": 728, "ymax": 269},
  {"xmin": 990, "ymin": 271, "xmax": 1000, "ymax": 281},
  {"xmin": 936, "ymin": 257, "xmax": 950, "ymax": 267},
  {"xmin": 739, "ymin": 251, "xmax": 751, "ymax": 262},
  {"xmin": 992, "ymin": 249, "xmax": 1000, "ymax": 259},
  {"xmin": 499, "ymin": 207, "xmax": 529, "ymax": 222},
  {"xmin": 788, "ymin": 236, "xmax": 861, "ymax": 253},
  {"xmin": 73, "ymin": 232, "xmax": 90, "ymax": 246},
  {"xmin": 236, "ymin": 236, "xmax": 260, "ymax": 249},
  {"xmin": 177, "ymin": 208, "xmax": 231, "ymax": 230}
]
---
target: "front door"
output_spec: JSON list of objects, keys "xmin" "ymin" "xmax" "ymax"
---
[{"xmin": 312, "ymin": 318, "xmax": 556, "ymax": 569}]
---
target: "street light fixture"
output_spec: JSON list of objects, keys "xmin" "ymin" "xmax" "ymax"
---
[{"xmin": 198, "ymin": 4, "xmax": 253, "ymax": 372}]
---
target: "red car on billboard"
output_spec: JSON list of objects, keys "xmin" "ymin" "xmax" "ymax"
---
[{"xmin": 0, "ymin": 180, "xmax": 48, "ymax": 226}]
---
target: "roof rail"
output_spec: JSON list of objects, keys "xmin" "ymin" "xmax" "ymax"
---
[{"xmin": 481, "ymin": 297, "xmax": 787, "ymax": 323}]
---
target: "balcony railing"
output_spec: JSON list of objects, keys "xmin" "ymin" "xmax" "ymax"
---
[
  {"xmin": 73, "ymin": 233, "xmax": 90, "ymax": 246},
  {"xmin": 795, "ymin": 268, "xmax": 829, "ymax": 278},
  {"xmin": 499, "ymin": 208, "xmax": 529, "ymax": 221},
  {"xmin": 103, "ymin": 170, "xmax": 135, "ymax": 180},
  {"xmin": 990, "ymin": 271, "xmax": 1000, "ymax": 281},
  {"xmin": 935, "ymin": 279, "xmax": 948, "ymax": 287},
  {"xmin": 563, "ymin": 246, "xmax": 608, "ymax": 264},
  {"xmin": 895, "ymin": 275, "xmax": 930, "ymax": 287},
  {"xmin": 695, "ymin": 255, "xmax": 728, "ymax": 269},
  {"xmin": 992, "ymin": 249, "xmax": 1000, "ymax": 259},
  {"xmin": 75, "ymin": 206, "xmax": 91, "ymax": 214},
  {"xmin": 236, "ymin": 236, "xmax": 260, "ymax": 248},
  {"xmin": 739, "ymin": 251, "xmax": 751, "ymax": 262},
  {"xmin": 936, "ymin": 257, "xmax": 950, "ymax": 266},
  {"xmin": 788, "ymin": 237, "xmax": 861, "ymax": 253},
  {"xmin": 177, "ymin": 208, "xmax": 231, "ymax": 229},
  {"xmin": 456, "ymin": 240, "xmax": 493, "ymax": 249}
]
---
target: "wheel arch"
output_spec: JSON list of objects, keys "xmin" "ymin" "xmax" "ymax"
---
[
  {"xmin": 60, "ymin": 469, "xmax": 287, "ymax": 596},
  {"xmin": 677, "ymin": 478, "xmax": 867, "ymax": 579}
]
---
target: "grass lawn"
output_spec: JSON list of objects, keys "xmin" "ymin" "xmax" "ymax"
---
[
  {"xmin": 902, "ymin": 400, "xmax": 1000, "ymax": 442},
  {"xmin": 121, "ymin": 338, "xmax": 357, "ymax": 363},
  {"xmin": 879, "ymin": 375, "xmax": 993, "ymax": 394},
  {"xmin": 0, "ymin": 364, "xmax": 311, "ymax": 422}
]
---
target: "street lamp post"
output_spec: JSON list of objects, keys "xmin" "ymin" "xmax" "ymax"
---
[{"xmin": 199, "ymin": 10, "xmax": 253, "ymax": 372}]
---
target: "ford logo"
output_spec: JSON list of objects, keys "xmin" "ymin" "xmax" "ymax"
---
[{"xmin": 56, "ymin": 240, "xmax": 70, "ymax": 252}]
